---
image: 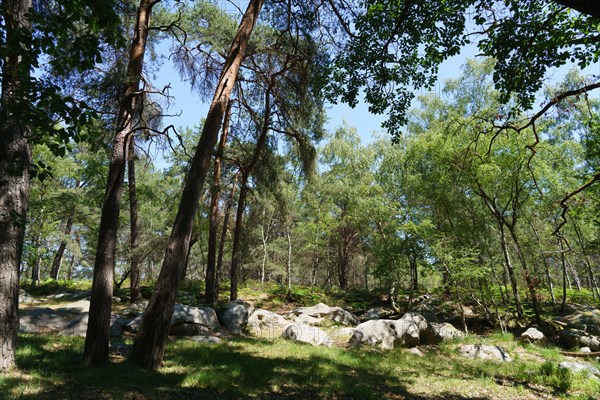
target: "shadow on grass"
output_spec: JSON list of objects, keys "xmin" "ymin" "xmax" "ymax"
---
[{"xmin": 3, "ymin": 334, "xmax": 494, "ymax": 400}]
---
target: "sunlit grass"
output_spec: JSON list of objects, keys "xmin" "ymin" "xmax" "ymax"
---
[{"xmin": 2, "ymin": 332, "xmax": 600, "ymax": 399}]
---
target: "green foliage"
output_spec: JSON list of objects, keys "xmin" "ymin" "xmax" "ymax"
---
[{"xmin": 325, "ymin": 1, "xmax": 600, "ymax": 134}]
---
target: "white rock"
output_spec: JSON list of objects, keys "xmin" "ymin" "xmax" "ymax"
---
[
  {"xmin": 520, "ymin": 327, "xmax": 546, "ymax": 345},
  {"xmin": 219, "ymin": 300, "xmax": 254, "ymax": 335},
  {"xmin": 349, "ymin": 319, "xmax": 416, "ymax": 350},
  {"xmin": 281, "ymin": 323, "xmax": 333, "ymax": 347},
  {"xmin": 559, "ymin": 361, "xmax": 600, "ymax": 378},
  {"xmin": 247, "ymin": 309, "xmax": 289, "ymax": 338},
  {"xmin": 459, "ymin": 344, "xmax": 512, "ymax": 362}
]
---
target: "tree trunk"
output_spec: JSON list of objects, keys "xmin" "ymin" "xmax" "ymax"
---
[
  {"xmin": 498, "ymin": 222, "xmax": 523, "ymax": 318},
  {"xmin": 205, "ymin": 102, "xmax": 231, "ymax": 305},
  {"xmin": 559, "ymin": 236, "xmax": 569, "ymax": 314},
  {"xmin": 260, "ymin": 209, "xmax": 272, "ymax": 287},
  {"xmin": 571, "ymin": 216, "xmax": 600, "ymax": 298},
  {"xmin": 50, "ymin": 213, "xmax": 74, "ymax": 280},
  {"xmin": 506, "ymin": 225, "xmax": 541, "ymax": 322},
  {"xmin": 286, "ymin": 227, "xmax": 292, "ymax": 289},
  {"xmin": 0, "ymin": 0, "xmax": 33, "ymax": 371},
  {"xmin": 528, "ymin": 220, "xmax": 557, "ymax": 309},
  {"xmin": 230, "ymin": 184, "xmax": 249, "ymax": 301},
  {"xmin": 229, "ymin": 84, "xmax": 272, "ymax": 300},
  {"xmin": 130, "ymin": 0, "xmax": 264, "ymax": 370},
  {"xmin": 84, "ymin": 0, "xmax": 153, "ymax": 366},
  {"xmin": 128, "ymin": 138, "xmax": 141, "ymax": 303},
  {"xmin": 216, "ymin": 175, "xmax": 239, "ymax": 300}
]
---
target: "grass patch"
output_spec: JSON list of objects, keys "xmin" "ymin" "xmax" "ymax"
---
[{"xmin": 3, "ymin": 333, "xmax": 600, "ymax": 400}]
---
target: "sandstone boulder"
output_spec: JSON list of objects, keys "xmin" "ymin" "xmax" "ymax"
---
[
  {"xmin": 520, "ymin": 327, "xmax": 547, "ymax": 345},
  {"xmin": 247, "ymin": 309, "xmax": 289, "ymax": 338},
  {"xmin": 218, "ymin": 300, "xmax": 254, "ymax": 335},
  {"xmin": 459, "ymin": 344, "xmax": 512, "ymax": 362},
  {"xmin": 281, "ymin": 323, "xmax": 333, "ymax": 347},
  {"xmin": 559, "ymin": 361, "xmax": 600, "ymax": 378}
]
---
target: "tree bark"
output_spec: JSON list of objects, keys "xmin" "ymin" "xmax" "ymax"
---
[
  {"xmin": 286, "ymin": 227, "xmax": 292, "ymax": 289},
  {"xmin": 128, "ymin": 137, "xmax": 142, "ymax": 303},
  {"xmin": 83, "ymin": 0, "xmax": 153, "ymax": 366},
  {"xmin": 498, "ymin": 222, "xmax": 523, "ymax": 318},
  {"xmin": 216, "ymin": 175, "xmax": 239, "ymax": 296},
  {"xmin": 0, "ymin": 0, "xmax": 32, "ymax": 371},
  {"xmin": 205, "ymin": 101, "xmax": 231, "ymax": 305},
  {"xmin": 559, "ymin": 236, "xmax": 569, "ymax": 314},
  {"xmin": 230, "ymin": 184, "xmax": 249, "ymax": 301},
  {"xmin": 50, "ymin": 213, "xmax": 74, "ymax": 280},
  {"xmin": 130, "ymin": 0, "xmax": 264, "ymax": 370}
]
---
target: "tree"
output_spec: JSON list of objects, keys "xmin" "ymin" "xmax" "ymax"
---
[
  {"xmin": 84, "ymin": 0, "xmax": 158, "ymax": 366},
  {"xmin": 130, "ymin": 0, "xmax": 265, "ymax": 370},
  {"xmin": 326, "ymin": 1, "xmax": 600, "ymax": 135},
  {"xmin": 1, "ymin": 0, "xmax": 121, "ymax": 371}
]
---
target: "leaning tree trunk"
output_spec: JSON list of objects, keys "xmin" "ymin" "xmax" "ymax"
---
[
  {"xmin": 128, "ymin": 137, "xmax": 141, "ymax": 303},
  {"xmin": 205, "ymin": 101, "xmax": 231, "ymax": 305},
  {"xmin": 0, "ymin": 0, "xmax": 33, "ymax": 371},
  {"xmin": 130, "ymin": 0, "xmax": 264, "ymax": 370},
  {"xmin": 83, "ymin": 0, "xmax": 153, "ymax": 366},
  {"xmin": 50, "ymin": 213, "xmax": 74, "ymax": 280}
]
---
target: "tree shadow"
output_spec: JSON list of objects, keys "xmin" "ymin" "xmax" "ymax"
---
[{"xmin": 4, "ymin": 334, "xmax": 495, "ymax": 400}]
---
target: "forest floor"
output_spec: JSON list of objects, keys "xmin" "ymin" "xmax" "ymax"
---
[{"xmin": 2, "ymin": 282, "xmax": 600, "ymax": 400}]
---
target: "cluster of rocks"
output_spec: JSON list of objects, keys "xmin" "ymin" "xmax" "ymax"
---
[{"xmin": 17, "ymin": 290, "xmax": 600, "ymax": 378}]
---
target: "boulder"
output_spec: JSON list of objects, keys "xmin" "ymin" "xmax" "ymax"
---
[
  {"xmin": 520, "ymin": 327, "xmax": 547, "ymax": 345},
  {"xmin": 559, "ymin": 329, "xmax": 600, "ymax": 351},
  {"xmin": 58, "ymin": 313, "xmax": 125, "ymax": 337},
  {"xmin": 19, "ymin": 307, "xmax": 68, "ymax": 333},
  {"xmin": 218, "ymin": 300, "xmax": 254, "ymax": 335},
  {"xmin": 288, "ymin": 303, "xmax": 359, "ymax": 326},
  {"xmin": 555, "ymin": 307, "xmax": 600, "ymax": 337},
  {"xmin": 330, "ymin": 327, "xmax": 356, "ymax": 342},
  {"xmin": 247, "ymin": 309, "xmax": 289, "ymax": 338},
  {"xmin": 459, "ymin": 344, "xmax": 512, "ymax": 362},
  {"xmin": 422, "ymin": 322, "xmax": 463, "ymax": 345},
  {"xmin": 559, "ymin": 361, "xmax": 600, "ymax": 378},
  {"xmin": 410, "ymin": 303, "xmax": 439, "ymax": 322},
  {"xmin": 350, "ymin": 319, "xmax": 421, "ymax": 350},
  {"xmin": 281, "ymin": 323, "xmax": 333, "ymax": 347},
  {"xmin": 122, "ymin": 300, "xmax": 149, "ymax": 317},
  {"xmin": 171, "ymin": 304, "xmax": 220, "ymax": 330},
  {"xmin": 47, "ymin": 291, "xmax": 91, "ymax": 301},
  {"xmin": 399, "ymin": 313, "xmax": 430, "ymax": 347},
  {"xmin": 580, "ymin": 347, "xmax": 592, "ymax": 353},
  {"xmin": 59, "ymin": 312, "xmax": 89, "ymax": 336},
  {"xmin": 293, "ymin": 314, "xmax": 324, "ymax": 326},
  {"xmin": 187, "ymin": 335, "xmax": 222, "ymax": 344},
  {"xmin": 125, "ymin": 304, "xmax": 220, "ymax": 335},
  {"xmin": 19, "ymin": 290, "xmax": 38, "ymax": 304},
  {"xmin": 170, "ymin": 323, "xmax": 210, "ymax": 337},
  {"xmin": 328, "ymin": 308, "xmax": 360, "ymax": 326},
  {"xmin": 362, "ymin": 307, "xmax": 394, "ymax": 321},
  {"xmin": 55, "ymin": 300, "xmax": 90, "ymax": 314}
]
